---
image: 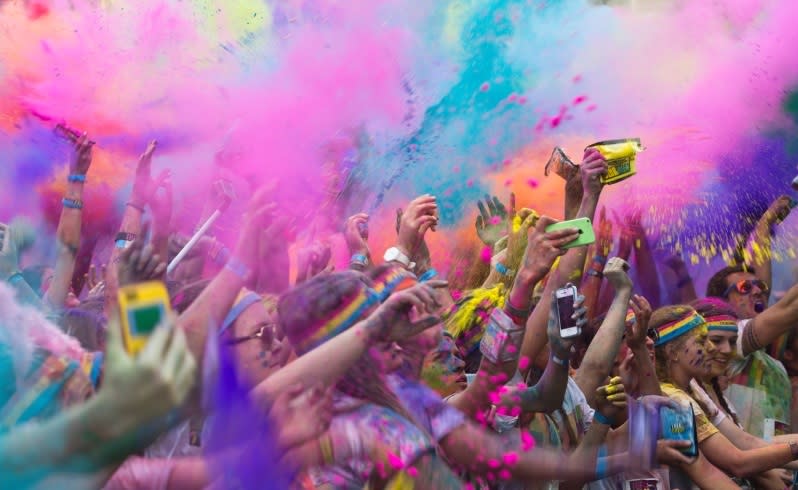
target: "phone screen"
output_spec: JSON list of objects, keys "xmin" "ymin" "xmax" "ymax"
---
[
  {"xmin": 127, "ymin": 303, "xmax": 165, "ymax": 337},
  {"xmin": 557, "ymin": 291, "xmax": 577, "ymax": 336}
]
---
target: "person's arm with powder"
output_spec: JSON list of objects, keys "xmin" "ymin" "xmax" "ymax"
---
[
  {"xmin": 105, "ymin": 141, "xmax": 158, "ymax": 305},
  {"xmin": 446, "ymin": 215, "xmax": 578, "ymax": 418},
  {"xmin": 253, "ymin": 280, "xmax": 446, "ymax": 404},
  {"xmin": 43, "ymin": 134, "xmax": 92, "ymax": 309},
  {"xmin": 574, "ymin": 258, "xmax": 633, "ymax": 406},
  {"xmin": 518, "ymin": 149, "xmax": 607, "ymax": 379}
]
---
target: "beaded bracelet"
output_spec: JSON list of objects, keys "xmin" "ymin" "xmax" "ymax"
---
[
  {"xmin": 62, "ymin": 197, "xmax": 83, "ymax": 210},
  {"xmin": 68, "ymin": 174, "xmax": 86, "ymax": 183},
  {"xmin": 350, "ymin": 253, "xmax": 368, "ymax": 266},
  {"xmin": 593, "ymin": 255, "xmax": 607, "ymax": 265}
]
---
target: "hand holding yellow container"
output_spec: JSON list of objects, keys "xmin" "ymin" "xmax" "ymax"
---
[{"xmin": 585, "ymin": 138, "xmax": 644, "ymax": 185}]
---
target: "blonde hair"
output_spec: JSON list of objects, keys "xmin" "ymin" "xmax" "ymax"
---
[{"xmin": 651, "ymin": 305, "xmax": 696, "ymax": 383}]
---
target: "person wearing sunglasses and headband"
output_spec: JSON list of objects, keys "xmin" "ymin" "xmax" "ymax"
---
[{"xmin": 706, "ymin": 263, "xmax": 798, "ymax": 440}]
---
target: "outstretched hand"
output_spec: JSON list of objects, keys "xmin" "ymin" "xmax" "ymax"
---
[
  {"xmin": 100, "ymin": 308, "xmax": 197, "ymax": 447},
  {"xmin": 396, "ymin": 195, "xmax": 438, "ymax": 259},
  {"xmin": 70, "ymin": 132, "xmax": 94, "ymax": 176},
  {"xmin": 365, "ymin": 280, "xmax": 449, "ymax": 342},
  {"xmin": 475, "ymin": 194, "xmax": 509, "ymax": 248},
  {"xmin": 117, "ymin": 224, "xmax": 167, "ymax": 287}
]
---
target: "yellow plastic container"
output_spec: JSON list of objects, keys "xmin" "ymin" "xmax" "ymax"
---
[{"xmin": 586, "ymin": 138, "xmax": 643, "ymax": 185}]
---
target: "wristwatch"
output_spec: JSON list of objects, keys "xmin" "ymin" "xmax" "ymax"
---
[{"xmin": 383, "ymin": 247, "xmax": 415, "ymax": 270}]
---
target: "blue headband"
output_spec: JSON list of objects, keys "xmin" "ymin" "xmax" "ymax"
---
[{"xmin": 220, "ymin": 292, "xmax": 262, "ymax": 336}]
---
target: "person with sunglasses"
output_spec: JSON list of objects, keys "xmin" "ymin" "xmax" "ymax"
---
[{"xmin": 705, "ymin": 263, "xmax": 798, "ymax": 440}]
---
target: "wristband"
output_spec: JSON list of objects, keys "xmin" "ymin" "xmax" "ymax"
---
[
  {"xmin": 418, "ymin": 269, "xmax": 438, "ymax": 282},
  {"xmin": 350, "ymin": 253, "xmax": 368, "ymax": 266},
  {"xmin": 593, "ymin": 411, "xmax": 614, "ymax": 426},
  {"xmin": 479, "ymin": 308, "xmax": 525, "ymax": 364},
  {"xmin": 551, "ymin": 354, "xmax": 569, "ymax": 368},
  {"xmin": 595, "ymin": 446, "xmax": 609, "ymax": 479},
  {"xmin": 126, "ymin": 201, "xmax": 145, "ymax": 213},
  {"xmin": 494, "ymin": 262, "xmax": 510, "ymax": 276},
  {"xmin": 115, "ymin": 232, "xmax": 136, "ymax": 242},
  {"xmin": 676, "ymin": 276, "xmax": 692, "ymax": 289},
  {"xmin": 67, "ymin": 174, "xmax": 86, "ymax": 183},
  {"xmin": 504, "ymin": 299, "xmax": 531, "ymax": 322},
  {"xmin": 593, "ymin": 255, "xmax": 607, "ymax": 265},
  {"xmin": 224, "ymin": 257, "xmax": 252, "ymax": 282},
  {"xmin": 62, "ymin": 197, "xmax": 83, "ymax": 209},
  {"xmin": 6, "ymin": 272, "xmax": 24, "ymax": 285},
  {"xmin": 586, "ymin": 269, "xmax": 602, "ymax": 278}
]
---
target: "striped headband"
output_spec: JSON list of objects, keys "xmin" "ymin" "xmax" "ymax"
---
[
  {"xmin": 655, "ymin": 311, "xmax": 706, "ymax": 346},
  {"xmin": 372, "ymin": 267, "xmax": 417, "ymax": 301},
  {"xmin": 704, "ymin": 315, "xmax": 738, "ymax": 333},
  {"xmin": 294, "ymin": 286, "xmax": 381, "ymax": 355}
]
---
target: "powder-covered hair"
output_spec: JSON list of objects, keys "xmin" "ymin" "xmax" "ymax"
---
[
  {"xmin": 0, "ymin": 283, "xmax": 87, "ymax": 398},
  {"xmin": 691, "ymin": 297, "xmax": 739, "ymax": 320}
]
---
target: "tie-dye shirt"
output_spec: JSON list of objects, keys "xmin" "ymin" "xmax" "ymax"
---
[
  {"xmin": 306, "ymin": 392, "xmax": 434, "ymax": 489},
  {"xmin": 726, "ymin": 319, "xmax": 792, "ymax": 438}
]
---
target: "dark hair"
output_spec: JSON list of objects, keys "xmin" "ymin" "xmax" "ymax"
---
[
  {"xmin": 60, "ymin": 297, "xmax": 107, "ymax": 351},
  {"xmin": 706, "ymin": 265, "xmax": 756, "ymax": 298},
  {"xmin": 691, "ymin": 297, "xmax": 739, "ymax": 320}
]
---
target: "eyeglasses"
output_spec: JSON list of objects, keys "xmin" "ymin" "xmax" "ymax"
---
[
  {"xmin": 224, "ymin": 322, "xmax": 276, "ymax": 348},
  {"xmin": 723, "ymin": 279, "xmax": 769, "ymax": 298}
]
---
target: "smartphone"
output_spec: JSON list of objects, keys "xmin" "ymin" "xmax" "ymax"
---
[
  {"xmin": 555, "ymin": 284, "xmax": 580, "ymax": 339},
  {"xmin": 117, "ymin": 281, "xmax": 171, "ymax": 356},
  {"xmin": 659, "ymin": 404, "xmax": 698, "ymax": 457},
  {"xmin": 544, "ymin": 147, "xmax": 579, "ymax": 180},
  {"xmin": 545, "ymin": 217, "xmax": 596, "ymax": 249}
]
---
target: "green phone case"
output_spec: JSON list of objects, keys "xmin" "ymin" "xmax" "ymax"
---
[{"xmin": 545, "ymin": 217, "xmax": 595, "ymax": 249}]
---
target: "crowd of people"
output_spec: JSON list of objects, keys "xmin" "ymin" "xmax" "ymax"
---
[{"xmin": 2, "ymin": 131, "xmax": 798, "ymax": 490}]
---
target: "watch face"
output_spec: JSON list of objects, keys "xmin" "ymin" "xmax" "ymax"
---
[{"xmin": 384, "ymin": 248, "xmax": 403, "ymax": 263}]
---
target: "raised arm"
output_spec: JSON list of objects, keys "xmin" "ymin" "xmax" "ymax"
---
[
  {"xmin": 742, "ymin": 281, "xmax": 798, "ymax": 356},
  {"xmin": 745, "ymin": 195, "xmax": 792, "ymax": 293},
  {"xmin": 43, "ymin": 134, "xmax": 93, "ymax": 309},
  {"xmin": 105, "ymin": 141, "xmax": 158, "ymax": 298},
  {"xmin": 574, "ymin": 258, "xmax": 633, "ymax": 406},
  {"xmin": 518, "ymin": 149, "xmax": 606, "ymax": 378},
  {"xmin": 252, "ymin": 281, "xmax": 446, "ymax": 405},
  {"xmin": 0, "ymin": 311, "xmax": 196, "ymax": 489},
  {"xmin": 446, "ymin": 215, "xmax": 577, "ymax": 418}
]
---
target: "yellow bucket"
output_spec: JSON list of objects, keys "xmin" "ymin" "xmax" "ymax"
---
[{"xmin": 586, "ymin": 138, "xmax": 643, "ymax": 185}]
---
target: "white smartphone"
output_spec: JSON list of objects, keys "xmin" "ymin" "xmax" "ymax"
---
[{"xmin": 555, "ymin": 284, "xmax": 580, "ymax": 339}]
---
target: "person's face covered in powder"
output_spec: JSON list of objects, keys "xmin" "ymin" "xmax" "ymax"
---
[{"xmin": 723, "ymin": 271, "xmax": 768, "ymax": 319}]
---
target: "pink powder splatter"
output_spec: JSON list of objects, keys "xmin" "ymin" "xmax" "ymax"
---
[
  {"xmin": 573, "ymin": 95, "xmax": 587, "ymax": 105},
  {"xmin": 480, "ymin": 82, "xmax": 490, "ymax": 92},
  {"xmin": 508, "ymin": 93, "xmax": 518, "ymax": 102},
  {"xmin": 504, "ymin": 178, "xmax": 512, "ymax": 186},
  {"xmin": 518, "ymin": 356, "xmax": 531, "ymax": 370},
  {"xmin": 499, "ymin": 469, "xmax": 512, "ymax": 480},
  {"xmin": 586, "ymin": 104, "xmax": 598, "ymax": 112},
  {"xmin": 406, "ymin": 467, "xmax": 418, "ymax": 478},
  {"xmin": 526, "ymin": 178, "xmax": 539, "ymax": 188},
  {"xmin": 481, "ymin": 245, "xmax": 492, "ymax": 263},
  {"xmin": 387, "ymin": 452, "xmax": 404, "ymax": 470},
  {"xmin": 521, "ymin": 431, "xmax": 536, "ymax": 451},
  {"xmin": 503, "ymin": 451, "xmax": 520, "ymax": 466},
  {"xmin": 518, "ymin": 96, "xmax": 528, "ymax": 105}
]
